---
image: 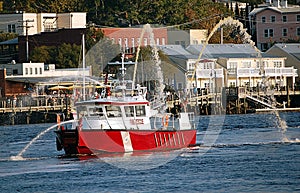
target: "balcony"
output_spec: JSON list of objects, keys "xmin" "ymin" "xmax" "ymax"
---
[{"xmin": 236, "ymin": 67, "xmax": 298, "ymax": 78}]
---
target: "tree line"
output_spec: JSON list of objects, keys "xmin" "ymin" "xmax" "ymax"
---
[{"xmin": 2, "ymin": 0, "xmax": 299, "ymax": 69}]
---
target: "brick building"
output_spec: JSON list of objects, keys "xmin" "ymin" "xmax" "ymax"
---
[{"xmin": 101, "ymin": 27, "xmax": 168, "ymax": 54}]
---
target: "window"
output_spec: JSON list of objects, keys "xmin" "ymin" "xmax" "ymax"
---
[
  {"xmin": 229, "ymin": 82, "xmax": 236, "ymax": 87},
  {"xmin": 111, "ymin": 38, "xmax": 115, "ymax": 43},
  {"xmin": 203, "ymin": 62, "xmax": 212, "ymax": 69},
  {"xmin": 282, "ymin": 15, "xmax": 287, "ymax": 22},
  {"xmin": 118, "ymin": 38, "xmax": 122, "ymax": 46},
  {"xmin": 297, "ymin": 15, "xmax": 300, "ymax": 22},
  {"xmin": 124, "ymin": 38, "xmax": 128, "ymax": 53},
  {"xmin": 262, "ymin": 16, "xmax": 266, "ymax": 23},
  {"xmin": 274, "ymin": 61, "xmax": 282, "ymax": 68},
  {"xmin": 270, "ymin": 16, "xmax": 276, "ymax": 22},
  {"xmin": 297, "ymin": 27, "xmax": 300, "ymax": 36},
  {"xmin": 263, "ymin": 61, "xmax": 269, "ymax": 68},
  {"xmin": 30, "ymin": 68, "xmax": 33, "ymax": 75},
  {"xmin": 125, "ymin": 106, "xmax": 134, "ymax": 117},
  {"xmin": 242, "ymin": 61, "xmax": 251, "ymax": 68},
  {"xmin": 162, "ymin": 38, "xmax": 165, "ymax": 45},
  {"xmin": 39, "ymin": 67, "xmax": 42, "ymax": 74},
  {"xmin": 35, "ymin": 68, "xmax": 38, "ymax": 74},
  {"xmin": 144, "ymin": 38, "xmax": 147, "ymax": 46},
  {"xmin": 156, "ymin": 38, "xmax": 160, "ymax": 46},
  {"xmin": 264, "ymin": 29, "xmax": 274, "ymax": 37},
  {"xmin": 256, "ymin": 61, "xmax": 260, "ymax": 68},
  {"xmin": 282, "ymin": 28, "xmax": 287, "ymax": 37},
  {"xmin": 44, "ymin": 22, "xmax": 55, "ymax": 32},
  {"xmin": 105, "ymin": 105, "xmax": 121, "ymax": 117},
  {"xmin": 25, "ymin": 68, "xmax": 28, "ymax": 75},
  {"xmin": 89, "ymin": 107, "xmax": 104, "ymax": 117},
  {"xmin": 135, "ymin": 106, "xmax": 145, "ymax": 117},
  {"xmin": 264, "ymin": 29, "xmax": 269, "ymax": 38},
  {"xmin": 8, "ymin": 24, "xmax": 16, "ymax": 33},
  {"xmin": 228, "ymin": 62, "xmax": 237, "ymax": 74},
  {"xmin": 269, "ymin": 29, "xmax": 274, "ymax": 37},
  {"xmin": 124, "ymin": 38, "xmax": 128, "ymax": 48},
  {"xmin": 131, "ymin": 38, "xmax": 135, "ymax": 52}
]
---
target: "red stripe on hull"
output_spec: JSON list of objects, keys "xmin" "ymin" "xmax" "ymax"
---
[
  {"xmin": 76, "ymin": 129, "xmax": 196, "ymax": 154},
  {"xmin": 78, "ymin": 130, "xmax": 124, "ymax": 154}
]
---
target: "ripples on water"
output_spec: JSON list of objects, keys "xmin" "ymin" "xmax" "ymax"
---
[{"xmin": 0, "ymin": 112, "xmax": 300, "ymax": 192}]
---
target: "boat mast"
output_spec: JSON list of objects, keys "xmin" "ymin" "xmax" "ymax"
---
[
  {"xmin": 120, "ymin": 53, "xmax": 126, "ymax": 98},
  {"xmin": 82, "ymin": 34, "xmax": 86, "ymax": 101}
]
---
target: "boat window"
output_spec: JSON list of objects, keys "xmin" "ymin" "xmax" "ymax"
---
[
  {"xmin": 135, "ymin": 105, "xmax": 145, "ymax": 117},
  {"xmin": 89, "ymin": 107, "xmax": 104, "ymax": 117},
  {"xmin": 124, "ymin": 106, "xmax": 134, "ymax": 117},
  {"xmin": 77, "ymin": 106, "xmax": 87, "ymax": 118},
  {"xmin": 105, "ymin": 105, "xmax": 121, "ymax": 117}
]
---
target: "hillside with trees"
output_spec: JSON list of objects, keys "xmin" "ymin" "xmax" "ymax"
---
[{"xmin": 1, "ymin": 0, "xmax": 299, "ymax": 68}]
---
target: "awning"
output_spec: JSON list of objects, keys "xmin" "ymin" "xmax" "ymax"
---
[{"xmin": 48, "ymin": 85, "xmax": 69, "ymax": 90}]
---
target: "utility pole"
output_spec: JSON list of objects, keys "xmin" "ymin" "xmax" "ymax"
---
[{"xmin": 18, "ymin": 19, "xmax": 34, "ymax": 62}]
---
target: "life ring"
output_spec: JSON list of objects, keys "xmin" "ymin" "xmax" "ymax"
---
[{"xmin": 162, "ymin": 115, "xmax": 169, "ymax": 128}]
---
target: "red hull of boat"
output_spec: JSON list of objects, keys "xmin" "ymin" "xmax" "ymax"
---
[{"xmin": 58, "ymin": 129, "xmax": 196, "ymax": 155}]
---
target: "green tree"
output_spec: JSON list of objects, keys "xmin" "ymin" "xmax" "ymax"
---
[
  {"xmin": 0, "ymin": 32, "xmax": 17, "ymax": 42},
  {"xmin": 30, "ymin": 45, "xmax": 53, "ymax": 63},
  {"xmin": 56, "ymin": 43, "xmax": 81, "ymax": 68}
]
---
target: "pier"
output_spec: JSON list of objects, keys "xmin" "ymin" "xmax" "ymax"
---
[
  {"xmin": 1, "ymin": 86, "xmax": 300, "ymax": 125},
  {"xmin": 182, "ymin": 87, "xmax": 300, "ymax": 115},
  {"xmin": 0, "ymin": 95, "xmax": 70, "ymax": 125}
]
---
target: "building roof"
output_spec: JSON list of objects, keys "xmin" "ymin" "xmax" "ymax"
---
[
  {"xmin": 0, "ymin": 38, "xmax": 18, "ymax": 45},
  {"xmin": 249, "ymin": 6, "xmax": 300, "ymax": 16},
  {"xmin": 271, "ymin": 43, "xmax": 300, "ymax": 61},
  {"xmin": 186, "ymin": 44, "xmax": 260, "ymax": 59},
  {"xmin": 158, "ymin": 45, "xmax": 194, "ymax": 58}
]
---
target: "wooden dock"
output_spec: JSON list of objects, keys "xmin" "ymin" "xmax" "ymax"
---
[{"xmin": 0, "ymin": 105, "xmax": 65, "ymax": 113}]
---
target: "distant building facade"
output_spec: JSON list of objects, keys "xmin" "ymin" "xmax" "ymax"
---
[
  {"xmin": 249, "ymin": 0, "xmax": 300, "ymax": 51},
  {"xmin": 167, "ymin": 29, "xmax": 208, "ymax": 48},
  {"xmin": 101, "ymin": 27, "xmax": 168, "ymax": 54},
  {"xmin": 0, "ymin": 12, "xmax": 87, "ymax": 35},
  {"xmin": 160, "ymin": 44, "xmax": 298, "ymax": 93},
  {"xmin": 266, "ymin": 43, "xmax": 300, "ymax": 83},
  {"xmin": 0, "ymin": 62, "xmax": 91, "ymax": 97}
]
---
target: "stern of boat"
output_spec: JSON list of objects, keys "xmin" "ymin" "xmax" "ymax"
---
[{"xmin": 54, "ymin": 122, "xmax": 79, "ymax": 155}]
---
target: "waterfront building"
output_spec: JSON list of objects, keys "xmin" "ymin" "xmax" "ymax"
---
[
  {"xmin": 160, "ymin": 44, "xmax": 298, "ymax": 94},
  {"xmin": 0, "ymin": 62, "xmax": 91, "ymax": 97},
  {"xmin": 266, "ymin": 43, "xmax": 300, "ymax": 83}
]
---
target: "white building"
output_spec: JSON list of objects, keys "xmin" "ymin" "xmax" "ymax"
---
[
  {"xmin": 0, "ymin": 12, "xmax": 86, "ymax": 36},
  {"xmin": 0, "ymin": 62, "xmax": 90, "ymax": 78},
  {"xmin": 159, "ymin": 44, "xmax": 298, "ymax": 93}
]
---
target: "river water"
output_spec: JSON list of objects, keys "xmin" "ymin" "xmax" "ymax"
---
[{"xmin": 0, "ymin": 112, "xmax": 299, "ymax": 192}]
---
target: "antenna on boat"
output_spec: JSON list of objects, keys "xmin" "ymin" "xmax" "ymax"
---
[
  {"xmin": 120, "ymin": 53, "xmax": 126, "ymax": 97},
  {"xmin": 82, "ymin": 33, "xmax": 86, "ymax": 101}
]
